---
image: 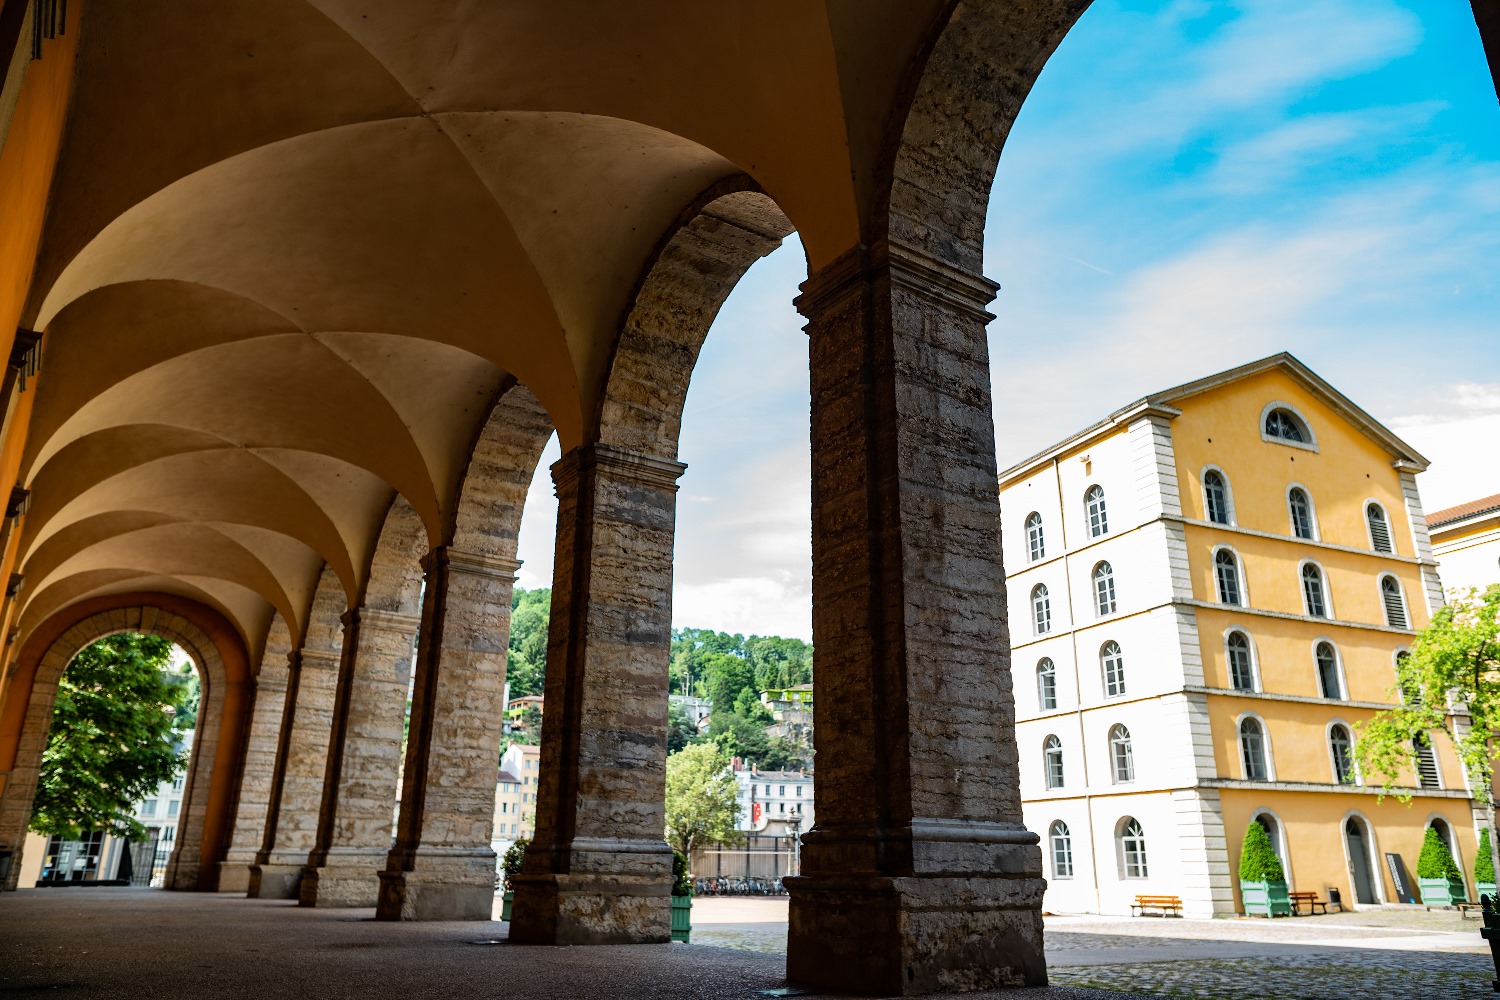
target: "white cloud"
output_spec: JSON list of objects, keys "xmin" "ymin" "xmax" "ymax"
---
[{"xmin": 1391, "ymin": 412, "xmax": 1500, "ymax": 512}]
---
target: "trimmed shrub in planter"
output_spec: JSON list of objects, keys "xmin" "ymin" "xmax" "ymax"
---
[
  {"xmin": 1476, "ymin": 828, "xmax": 1496, "ymax": 900},
  {"xmin": 500, "ymin": 837, "xmax": 529, "ymax": 922},
  {"xmin": 1416, "ymin": 827, "xmax": 1466, "ymax": 907},
  {"xmin": 1239, "ymin": 822, "xmax": 1291, "ymax": 917},
  {"xmin": 670, "ymin": 849, "xmax": 693, "ymax": 943}
]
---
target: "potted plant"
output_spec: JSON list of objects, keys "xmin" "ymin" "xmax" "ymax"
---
[
  {"xmin": 499, "ymin": 837, "xmax": 528, "ymax": 922},
  {"xmin": 1238, "ymin": 822, "xmax": 1291, "ymax": 916},
  {"xmin": 1417, "ymin": 827, "xmax": 1466, "ymax": 906},
  {"xmin": 1476, "ymin": 828, "xmax": 1496, "ymax": 901},
  {"xmin": 670, "ymin": 849, "xmax": 693, "ymax": 943}
]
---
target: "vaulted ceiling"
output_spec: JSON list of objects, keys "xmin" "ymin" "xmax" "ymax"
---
[{"xmin": 13, "ymin": 0, "xmax": 962, "ymax": 665}]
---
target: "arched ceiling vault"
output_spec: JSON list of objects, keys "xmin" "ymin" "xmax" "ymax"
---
[{"xmin": 14, "ymin": 0, "xmax": 957, "ymax": 660}]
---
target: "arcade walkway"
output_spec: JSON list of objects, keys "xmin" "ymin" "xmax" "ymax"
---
[{"xmin": 0, "ymin": 889, "xmax": 1141, "ymax": 999}]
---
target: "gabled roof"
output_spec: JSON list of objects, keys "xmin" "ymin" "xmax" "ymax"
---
[
  {"xmin": 1000, "ymin": 352, "xmax": 1430, "ymax": 482},
  {"xmin": 1427, "ymin": 493, "xmax": 1500, "ymax": 529}
]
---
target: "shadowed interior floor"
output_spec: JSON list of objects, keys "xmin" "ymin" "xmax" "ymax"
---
[{"xmin": 0, "ymin": 888, "xmax": 1149, "ymax": 999}]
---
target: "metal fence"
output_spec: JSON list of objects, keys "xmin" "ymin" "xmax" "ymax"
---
[{"xmin": 690, "ymin": 834, "xmax": 799, "ymax": 885}]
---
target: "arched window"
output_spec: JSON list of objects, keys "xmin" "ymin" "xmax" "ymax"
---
[
  {"xmin": 1036, "ymin": 658, "xmax": 1058, "ymax": 711},
  {"xmin": 1265, "ymin": 407, "xmax": 1307, "ymax": 443},
  {"xmin": 1366, "ymin": 503, "xmax": 1394, "ymax": 554},
  {"xmin": 1093, "ymin": 561, "xmax": 1117, "ymax": 616},
  {"xmin": 1226, "ymin": 631, "xmax": 1255, "ymax": 691},
  {"xmin": 1050, "ymin": 821, "xmax": 1073, "ymax": 878},
  {"xmin": 1397, "ymin": 651, "xmax": 1421, "ymax": 705},
  {"xmin": 1109, "ymin": 724, "xmax": 1134, "ymax": 783},
  {"xmin": 1025, "ymin": 512, "xmax": 1045, "ymax": 562},
  {"xmin": 1413, "ymin": 735, "xmax": 1441, "ymax": 789},
  {"xmin": 1239, "ymin": 717, "xmax": 1269, "ymax": 781},
  {"xmin": 1214, "ymin": 549, "xmax": 1243, "ymax": 606},
  {"xmin": 1381, "ymin": 575, "xmax": 1408, "ymax": 629},
  {"xmin": 1085, "ymin": 485, "xmax": 1108, "ymax": 538},
  {"xmin": 1043, "ymin": 735, "xmax": 1065, "ymax": 789},
  {"xmin": 1031, "ymin": 584, "xmax": 1051, "ymax": 636},
  {"xmin": 1119, "ymin": 817, "xmax": 1148, "ymax": 879},
  {"xmin": 1288, "ymin": 487, "xmax": 1316, "ymax": 540},
  {"xmin": 1330, "ymin": 724, "xmax": 1357, "ymax": 784},
  {"xmin": 1101, "ymin": 641, "xmax": 1126, "ymax": 698},
  {"xmin": 1301, "ymin": 563, "xmax": 1328, "ymax": 619},
  {"xmin": 1315, "ymin": 641, "xmax": 1342, "ymax": 699},
  {"xmin": 1203, "ymin": 470, "xmax": 1231, "ymax": 524}
]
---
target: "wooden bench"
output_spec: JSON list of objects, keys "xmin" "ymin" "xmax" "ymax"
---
[
  {"xmin": 1289, "ymin": 891, "xmax": 1328, "ymax": 915},
  {"xmin": 1131, "ymin": 895, "xmax": 1183, "ymax": 917},
  {"xmin": 1458, "ymin": 901, "xmax": 1485, "ymax": 919}
]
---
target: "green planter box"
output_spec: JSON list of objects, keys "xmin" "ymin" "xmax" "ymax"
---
[
  {"xmin": 500, "ymin": 890, "xmax": 514, "ymax": 922},
  {"xmin": 670, "ymin": 895, "xmax": 692, "ymax": 943},
  {"xmin": 1476, "ymin": 881, "xmax": 1496, "ymax": 903},
  {"xmin": 1241, "ymin": 879, "xmax": 1291, "ymax": 917},
  {"xmin": 1418, "ymin": 876, "xmax": 1466, "ymax": 907}
]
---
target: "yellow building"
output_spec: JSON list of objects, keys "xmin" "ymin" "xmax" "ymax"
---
[
  {"xmin": 1429, "ymin": 494, "xmax": 1500, "ymax": 596},
  {"xmin": 1001, "ymin": 354, "xmax": 1477, "ymax": 917}
]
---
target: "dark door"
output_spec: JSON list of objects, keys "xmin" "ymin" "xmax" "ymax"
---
[{"xmin": 1345, "ymin": 818, "xmax": 1376, "ymax": 904}]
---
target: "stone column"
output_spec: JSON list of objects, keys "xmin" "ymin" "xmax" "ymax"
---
[
  {"xmin": 783, "ymin": 240, "xmax": 1045, "ymax": 995},
  {"xmin": 376, "ymin": 548, "xmax": 516, "ymax": 920},
  {"xmin": 300, "ymin": 608, "xmax": 420, "ymax": 907},
  {"xmin": 508, "ymin": 445, "xmax": 684, "ymax": 945},
  {"xmin": 217, "ymin": 656, "xmax": 291, "ymax": 892},
  {"xmin": 248, "ymin": 647, "xmax": 340, "ymax": 899}
]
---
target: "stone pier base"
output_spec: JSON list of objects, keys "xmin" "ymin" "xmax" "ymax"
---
[
  {"xmin": 247, "ymin": 862, "xmax": 305, "ymax": 900},
  {"xmin": 507, "ymin": 872, "xmax": 671, "ymax": 945},
  {"xmin": 785, "ymin": 871, "xmax": 1047, "ymax": 996},
  {"xmin": 376, "ymin": 852, "xmax": 496, "ymax": 921},
  {"xmin": 216, "ymin": 861, "xmax": 252, "ymax": 894},
  {"xmin": 299, "ymin": 849, "xmax": 387, "ymax": 908}
]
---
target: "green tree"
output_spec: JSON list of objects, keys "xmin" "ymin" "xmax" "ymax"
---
[
  {"xmin": 667, "ymin": 702, "xmax": 699, "ymax": 755},
  {"xmin": 507, "ymin": 587, "xmax": 551, "ymax": 698},
  {"xmin": 162, "ymin": 660, "xmax": 200, "ymax": 732},
  {"xmin": 1476, "ymin": 827, "xmax": 1495, "ymax": 887},
  {"xmin": 31, "ymin": 633, "xmax": 186, "ymax": 840},
  {"xmin": 1416, "ymin": 825, "xmax": 1462, "ymax": 880},
  {"xmin": 664, "ymin": 741, "xmax": 743, "ymax": 857},
  {"xmin": 1354, "ymin": 584, "xmax": 1500, "ymax": 851},
  {"xmin": 1237, "ymin": 821, "xmax": 1284, "ymax": 882}
]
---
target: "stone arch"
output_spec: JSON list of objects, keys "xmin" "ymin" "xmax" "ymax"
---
[
  {"xmin": 362, "ymin": 495, "xmax": 427, "ymax": 616},
  {"xmin": 0, "ymin": 595, "xmax": 251, "ymax": 891},
  {"xmin": 594, "ymin": 181, "xmax": 794, "ymax": 459},
  {"xmin": 449, "ymin": 380, "xmax": 558, "ymax": 558}
]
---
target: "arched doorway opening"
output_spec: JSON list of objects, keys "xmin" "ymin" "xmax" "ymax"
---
[{"xmin": 1344, "ymin": 816, "xmax": 1380, "ymax": 906}]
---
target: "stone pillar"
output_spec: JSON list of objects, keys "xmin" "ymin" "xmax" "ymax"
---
[
  {"xmin": 300, "ymin": 608, "xmax": 420, "ymax": 907},
  {"xmin": 783, "ymin": 240, "xmax": 1045, "ymax": 995},
  {"xmin": 376, "ymin": 548, "xmax": 516, "ymax": 921},
  {"xmin": 218, "ymin": 657, "xmax": 291, "ymax": 893},
  {"xmin": 248, "ymin": 648, "xmax": 340, "ymax": 899},
  {"xmin": 508, "ymin": 445, "xmax": 684, "ymax": 945}
]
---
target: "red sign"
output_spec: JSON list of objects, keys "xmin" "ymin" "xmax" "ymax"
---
[{"xmin": 752, "ymin": 802, "xmax": 762, "ymax": 823}]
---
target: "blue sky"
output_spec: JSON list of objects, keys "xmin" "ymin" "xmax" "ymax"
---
[{"xmin": 516, "ymin": 0, "xmax": 1500, "ymax": 640}]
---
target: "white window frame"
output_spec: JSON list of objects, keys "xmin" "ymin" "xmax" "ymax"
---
[
  {"xmin": 1299, "ymin": 559, "xmax": 1333, "ymax": 619},
  {"xmin": 1084, "ymin": 484, "xmax": 1108, "ymax": 538},
  {"xmin": 1049, "ymin": 820, "xmax": 1074, "ymax": 879},
  {"xmin": 1412, "ymin": 732, "xmax": 1443, "ymax": 789},
  {"xmin": 1259, "ymin": 401, "xmax": 1319, "ymax": 452},
  {"xmin": 1031, "ymin": 584, "xmax": 1052, "ymax": 636},
  {"xmin": 1326, "ymin": 719, "xmax": 1360, "ymax": 786},
  {"xmin": 1235, "ymin": 711, "xmax": 1276, "ymax": 782},
  {"xmin": 1201, "ymin": 465, "xmax": 1236, "ymax": 525},
  {"xmin": 1312, "ymin": 637, "xmax": 1347, "ymax": 700},
  {"xmin": 1379, "ymin": 573, "xmax": 1410, "ymax": 630},
  {"xmin": 1092, "ymin": 560, "xmax": 1117, "ymax": 617},
  {"xmin": 1036, "ymin": 657, "xmax": 1058, "ymax": 712},
  {"xmin": 1025, "ymin": 511, "xmax": 1045, "ymax": 562},
  {"xmin": 1100, "ymin": 641, "xmax": 1126, "ymax": 699},
  {"xmin": 1212, "ymin": 545, "xmax": 1247, "ymax": 607},
  {"xmin": 1364, "ymin": 499, "xmax": 1396, "ymax": 554},
  {"xmin": 1108, "ymin": 723, "xmax": 1134, "ymax": 784},
  {"xmin": 1224, "ymin": 627, "xmax": 1259, "ymax": 692},
  {"xmin": 1286, "ymin": 483, "xmax": 1320, "ymax": 541},
  {"xmin": 1043, "ymin": 735, "xmax": 1065, "ymax": 790},
  {"xmin": 1117, "ymin": 816, "xmax": 1148, "ymax": 880}
]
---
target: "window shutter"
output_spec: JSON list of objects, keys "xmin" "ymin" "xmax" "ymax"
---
[{"xmin": 1367, "ymin": 505, "xmax": 1393, "ymax": 553}]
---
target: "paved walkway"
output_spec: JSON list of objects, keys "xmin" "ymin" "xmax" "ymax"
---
[{"xmin": 691, "ymin": 898, "xmax": 1494, "ymax": 999}]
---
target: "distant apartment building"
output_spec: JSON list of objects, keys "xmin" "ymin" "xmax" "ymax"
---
[
  {"xmin": 759, "ymin": 684, "xmax": 813, "ymax": 743},
  {"xmin": 1001, "ymin": 354, "xmax": 1476, "ymax": 918},
  {"xmin": 491, "ymin": 741, "xmax": 540, "ymax": 858},
  {"xmin": 733, "ymin": 763, "xmax": 813, "ymax": 836},
  {"xmin": 1429, "ymin": 493, "xmax": 1500, "ymax": 595}
]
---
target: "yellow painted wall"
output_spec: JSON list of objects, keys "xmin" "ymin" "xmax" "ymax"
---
[{"xmin": 1221, "ymin": 788, "xmax": 1478, "ymax": 907}]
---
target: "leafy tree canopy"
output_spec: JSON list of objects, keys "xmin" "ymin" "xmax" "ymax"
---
[
  {"xmin": 162, "ymin": 659, "xmax": 200, "ymax": 732},
  {"xmin": 669, "ymin": 628, "xmax": 812, "ymax": 701},
  {"xmin": 664, "ymin": 741, "xmax": 743, "ymax": 857},
  {"xmin": 31, "ymin": 633, "xmax": 186, "ymax": 840},
  {"xmin": 1416, "ymin": 826, "xmax": 1462, "ymax": 880},
  {"xmin": 1237, "ymin": 821, "xmax": 1284, "ymax": 882},
  {"xmin": 507, "ymin": 587, "xmax": 551, "ymax": 699},
  {"xmin": 1477, "ymin": 827, "xmax": 1495, "ymax": 886}
]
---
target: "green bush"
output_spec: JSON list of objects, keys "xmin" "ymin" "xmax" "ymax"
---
[
  {"xmin": 672, "ymin": 848, "xmax": 693, "ymax": 897},
  {"xmin": 1416, "ymin": 827, "xmax": 1462, "ymax": 880},
  {"xmin": 1476, "ymin": 828, "xmax": 1495, "ymax": 886},
  {"xmin": 501, "ymin": 837, "xmax": 530, "ymax": 892},
  {"xmin": 1238, "ymin": 821, "xmax": 1285, "ymax": 882}
]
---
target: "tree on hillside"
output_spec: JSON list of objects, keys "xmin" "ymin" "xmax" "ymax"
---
[
  {"xmin": 1355, "ymin": 584, "xmax": 1500, "ymax": 846},
  {"xmin": 664, "ymin": 741, "xmax": 742, "ymax": 858},
  {"xmin": 31, "ymin": 633, "xmax": 186, "ymax": 840},
  {"xmin": 667, "ymin": 702, "xmax": 699, "ymax": 755},
  {"xmin": 162, "ymin": 660, "xmax": 200, "ymax": 732},
  {"xmin": 507, "ymin": 587, "xmax": 551, "ymax": 698}
]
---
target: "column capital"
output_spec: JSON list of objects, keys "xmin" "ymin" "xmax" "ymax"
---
[
  {"xmin": 552, "ymin": 442, "xmax": 687, "ymax": 494},
  {"xmin": 421, "ymin": 546, "xmax": 520, "ymax": 581},
  {"xmin": 795, "ymin": 238, "xmax": 999, "ymax": 326},
  {"xmin": 344, "ymin": 607, "xmax": 422, "ymax": 633},
  {"xmin": 296, "ymin": 648, "xmax": 342, "ymax": 666}
]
